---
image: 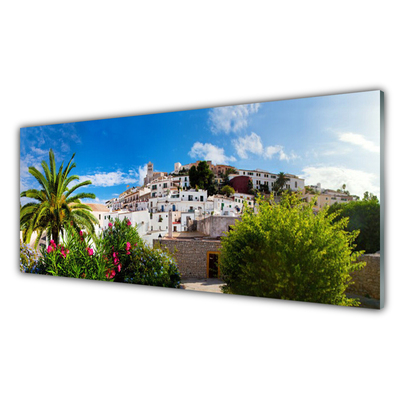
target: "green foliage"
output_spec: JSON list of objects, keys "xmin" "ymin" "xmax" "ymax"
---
[
  {"xmin": 272, "ymin": 172, "xmax": 290, "ymax": 195},
  {"xmin": 259, "ymin": 182, "xmax": 270, "ymax": 194},
  {"xmin": 189, "ymin": 161, "xmax": 216, "ymax": 194},
  {"xmin": 29, "ymin": 218, "xmax": 181, "ymax": 288},
  {"xmin": 247, "ymin": 179, "xmax": 255, "ymax": 195},
  {"xmin": 219, "ymin": 192, "xmax": 365, "ymax": 306},
  {"xmin": 101, "ymin": 218, "xmax": 181, "ymax": 288},
  {"xmin": 39, "ymin": 225, "xmax": 113, "ymax": 281},
  {"xmin": 101, "ymin": 217, "xmax": 142, "ymax": 282},
  {"xmin": 20, "ymin": 149, "xmax": 98, "ymax": 246},
  {"xmin": 123, "ymin": 243, "xmax": 181, "ymax": 288},
  {"xmin": 327, "ymin": 197, "xmax": 380, "ymax": 253},
  {"xmin": 221, "ymin": 185, "xmax": 235, "ymax": 196}
]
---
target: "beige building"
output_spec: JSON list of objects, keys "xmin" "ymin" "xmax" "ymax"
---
[{"xmin": 302, "ymin": 189, "xmax": 357, "ymax": 211}]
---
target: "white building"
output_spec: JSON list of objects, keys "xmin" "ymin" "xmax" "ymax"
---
[
  {"xmin": 148, "ymin": 175, "xmax": 182, "ymax": 199},
  {"xmin": 119, "ymin": 187, "xmax": 150, "ymax": 212},
  {"xmin": 232, "ymin": 193, "xmax": 255, "ymax": 212},
  {"xmin": 149, "ymin": 210, "xmax": 182, "ymax": 233},
  {"xmin": 235, "ymin": 168, "xmax": 305, "ymax": 192}
]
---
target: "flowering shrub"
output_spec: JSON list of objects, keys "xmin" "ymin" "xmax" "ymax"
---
[
  {"xmin": 101, "ymin": 217, "xmax": 142, "ymax": 282},
  {"xmin": 21, "ymin": 217, "xmax": 181, "ymax": 288},
  {"xmin": 39, "ymin": 226, "xmax": 113, "ymax": 281},
  {"xmin": 101, "ymin": 217, "xmax": 181, "ymax": 287},
  {"xmin": 20, "ymin": 240, "xmax": 44, "ymax": 274},
  {"xmin": 123, "ymin": 243, "xmax": 181, "ymax": 288}
]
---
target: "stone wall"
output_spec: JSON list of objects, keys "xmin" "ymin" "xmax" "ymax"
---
[
  {"xmin": 196, "ymin": 215, "xmax": 240, "ymax": 237},
  {"xmin": 154, "ymin": 238, "xmax": 221, "ymax": 279},
  {"xmin": 346, "ymin": 254, "xmax": 381, "ymax": 299}
]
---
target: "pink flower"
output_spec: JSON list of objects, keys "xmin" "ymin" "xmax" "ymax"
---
[
  {"xmin": 127, "ymin": 220, "xmax": 132, "ymax": 226},
  {"xmin": 79, "ymin": 231, "xmax": 83, "ymax": 236},
  {"xmin": 67, "ymin": 250, "xmax": 70, "ymax": 254},
  {"xmin": 105, "ymin": 269, "xmax": 116, "ymax": 279},
  {"xmin": 87, "ymin": 248, "xmax": 94, "ymax": 256},
  {"xmin": 108, "ymin": 222, "xmax": 112, "ymax": 228},
  {"xmin": 126, "ymin": 242, "xmax": 131, "ymax": 251},
  {"xmin": 127, "ymin": 251, "xmax": 130, "ymax": 255},
  {"xmin": 113, "ymin": 252, "xmax": 116, "ymax": 258},
  {"xmin": 47, "ymin": 246, "xmax": 53, "ymax": 253},
  {"xmin": 113, "ymin": 258, "xmax": 119, "ymax": 266},
  {"xmin": 117, "ymin": 264, "xmax": 121, "ymax": 272},
  {"xmin": 61, "ymin": 250, "xmax": 66, "ymax": 258},
  {"xmin": 134, "ymin": 243, "xmax": 137, "ymax": 247}
]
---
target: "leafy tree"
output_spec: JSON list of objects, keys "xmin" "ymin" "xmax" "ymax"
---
[
  {"xmin": 327, "ymin": 196, "xmax": 380, "ymax": 253},
  {"xmin": 363, "ymin": 191, "xmax": 378, "ymax": 202},
  {"xmin": 219, "ymin": 192, "xmax": 365, "ymax": 306},
  {"xmin": 247, "ymin": 179, "xmax": 256, "ymax": 195},
  {"xmin": 337, "ymin": 184, "xmax": 350, "ymax": 196},
  {"xmin": 188, "ymin": 161, "xmax": 216, "ymax": 194},
  {"xmin": 272, "ymin": 172, "xmax": 290, "ymax": 195},
  {"xmin": 221, "ymin": 185, "xmax": 235, "ymax": 196},
  {"xmin": 20, "ymin": 149, "xmax": 98, "ymax": 246},
  {"xmin": 259, "ymin": 182, "xmax": 270, "ymax": 194}
]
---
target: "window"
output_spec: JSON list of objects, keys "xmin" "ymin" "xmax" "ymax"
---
[
  {"xmin": 200, "ymin": 196, "xmax": 204, "ymax": 201},
  {"xmin": 163, "ymin": 183, "xmax": 168, "ymax": 188},
  {"xmin": 152, "ymin": 185, "xmax": 157, "ymax": 190}
]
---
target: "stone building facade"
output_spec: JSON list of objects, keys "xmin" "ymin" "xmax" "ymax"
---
[{"xmin": 154, "ymin": 238, "xmax": 221, "ymax": 279}]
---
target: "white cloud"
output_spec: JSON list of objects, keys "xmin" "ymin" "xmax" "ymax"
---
[
  {"xmin": 232, "ymin": 132, "xmax": 297, "ymax": 161},
  {"xmin": 79, "ymin": 164, "xmax": 149, "ymax": 188},
  {"xmin": 232, "ymin": 132, "xmax": 264, "ymax": 159},
  {"xmin": 138, "ymin": 164, "xmax": 147, "ymax": 185},
  {"xmin": 19, "ymin": 153, "xmax": 43, "ymax": 192},
  {"xmin": 301, "ymin": 166, "xmax": 380, "ymax": 199},
  {"xmin": 209, "ymin": 103, "xmax": 260, "ymax": 134},
  {"xmin": 189, "ymin": 142, "xmax": 236, "ymax": 165},
  {"xmin": 79, "ymin": 171, "xmax": 139, "ymax": 187},
  {"xmin": 339, "ymin": 132, "xmax": 379, "ymax": 153}
]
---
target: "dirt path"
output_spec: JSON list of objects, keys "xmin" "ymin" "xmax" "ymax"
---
[{"xmin": 180, "ymin": 278, "xmax": 225, "ymax": 293}]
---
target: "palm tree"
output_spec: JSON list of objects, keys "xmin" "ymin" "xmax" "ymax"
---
[
  {"xmin": 20, "ymin": 149, "xmax": 99, "ymax": 247},
  {"xmin": 272, "ymin": 172, "xmax": 290, "ymax": 195}
]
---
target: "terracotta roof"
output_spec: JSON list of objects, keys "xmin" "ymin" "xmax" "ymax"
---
[{"xmin": 84, "ymin": 203, "xmax": 110, "ymax": 212}]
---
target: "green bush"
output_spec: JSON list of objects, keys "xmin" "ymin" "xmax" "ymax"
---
[
  {"xmin": 100, "ymin": 217, "xmax": 181, "ymax": 287},
  {"xmin": 219, "ymin": 193, "xmax": 365, "ymax": 306},
  {"xmin": 22, "ymin": 217, "xmax": 181, "ymax": 288},
  {"xmin": 326, "ymin": 198, "xmax": 380, "ymax": 253},
  {"xmin": 100, "ymin": 217, "xmax": 142, "ymax": 282},
  {"xmin": 123, "ymin": 243, "xmax": 181, "ymax": 288},
  {"xmin": 39, "ymin": 225, "xmax": 113, "ymax": 281}
]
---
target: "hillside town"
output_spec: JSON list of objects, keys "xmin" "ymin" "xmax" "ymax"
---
[{"xmin": 87, "ymin": 160, "xmax": 358, "ymax": 248}]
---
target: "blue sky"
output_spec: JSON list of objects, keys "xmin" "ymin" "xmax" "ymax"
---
[{"xmin": 20, "ymin": 90, "xmax": 381, "ymax": 204}]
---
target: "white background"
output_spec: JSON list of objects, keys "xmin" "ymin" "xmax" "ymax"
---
[{"xmin": 1, "ymin": 1, "xmax": 398, "ymax": 399}]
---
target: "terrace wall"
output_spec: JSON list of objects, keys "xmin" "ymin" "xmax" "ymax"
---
[
  {"xmin": 154, "ymin": 238, "xmax": 221, "ymax": 279},
  {"xmin": 346, "ymin": 254, "xmax": 381, "ymax": 300}
]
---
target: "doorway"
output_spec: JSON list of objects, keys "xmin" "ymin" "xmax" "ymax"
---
[{"xmin": 207, "ymin": 251, "xmax": 220, "ymax": 278}]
